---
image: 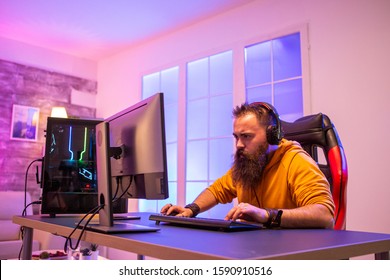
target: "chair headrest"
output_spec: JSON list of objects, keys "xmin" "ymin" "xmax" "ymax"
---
[{"xmin": 280, "ymin": 113, "xmax": 336, "ymax": 148}]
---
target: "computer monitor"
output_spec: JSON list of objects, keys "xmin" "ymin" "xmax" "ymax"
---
[
  {"xmin": 92, "ymin": 92, "xmax": 169, "ymax": 233},
  {"xmin": 41, "ymin": 117, "xmax": 127, "ymax": 216}
]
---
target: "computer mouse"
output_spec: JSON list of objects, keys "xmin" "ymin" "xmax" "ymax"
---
[{"xmin": 167, "ymin": 210, "xmax": 180, "ymax": 216}]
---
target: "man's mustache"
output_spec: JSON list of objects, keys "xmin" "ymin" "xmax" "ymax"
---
[{"xmin": 236, "ymin": 148, "xmax": 246, "ymax": 157}]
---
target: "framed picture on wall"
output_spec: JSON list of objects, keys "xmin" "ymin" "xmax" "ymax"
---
[{"xmin": 10, "ymin": 104, "xmax": 40, "ymax": 142}]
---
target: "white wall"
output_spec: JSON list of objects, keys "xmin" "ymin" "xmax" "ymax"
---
[
  {"xmin": 0, "ymin": 37, "xmax": 97, "ymax": 80},
  {"xmin": 98, "ymin": 0, "xmax": 390, "ymax": 235}
]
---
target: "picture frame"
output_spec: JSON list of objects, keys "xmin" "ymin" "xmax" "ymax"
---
[{"xmin": 10, "ymin": 104, "xmax": 40, "ymax": 142}]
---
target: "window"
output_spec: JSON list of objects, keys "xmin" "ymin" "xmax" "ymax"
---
[
  {"xmin": 245, "ymin": 33, "xmax": 303, "ymax": 121},
  {"xmin": 186, "ymin": 51, "xmax": 234, "ymax": 217},
  {"xmin": 139, "ymin": 30, "xmax": 308, "ymax": 216}
]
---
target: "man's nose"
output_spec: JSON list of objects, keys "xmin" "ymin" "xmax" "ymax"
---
[{"xmin": 236, "ymin": 138, "xmax": 245, "ymax": 149}]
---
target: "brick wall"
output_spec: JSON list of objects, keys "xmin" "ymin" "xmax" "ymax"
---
[{"xmin": 0, "ymin": 59, "xmax": 97, "ymax": 210}]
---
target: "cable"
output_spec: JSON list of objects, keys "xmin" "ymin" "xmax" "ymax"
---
[
  {"xmin": 19, "ymin": 158, "xmax": 43, "ymax": 259},
  {"xmin": 22, "ymin": 200, "xmax": 42, "ymax": 217},
  {"xmin": 64, "ymin": 204, "xmax": 103, "ymax": 254},
  {"xmin": 18, "ymin": 200, "xmax": 42, "ymax": 260},
  {"xmin": 64, "ymin": 175, "xmax": 133, "ymax": 254},
  {"xmin": 63, "ymin": 175, "xmax": 133, "ymax": 256},
  {"xmin": 24, "ymin": 158, "xmax": 43, "ymax": 211},
  {"xmin": 120, "ymin": 175, "xmax": 133, "ymax": 200},
  {"xmin": 112, "ymin": 176, "xmax": 121, "ymax": 200},
  {"xmin": 112, "ymin": 175, "xmax": 133, "ymax": 203}
]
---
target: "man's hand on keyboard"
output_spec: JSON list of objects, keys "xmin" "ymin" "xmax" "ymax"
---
[
  {"xmin": 161, "ymin": 204, "xmax": 193, "ymax": 217},
  {"xmin": 225, "ymin": 202, "xmax": 268, "ymax": 223}
]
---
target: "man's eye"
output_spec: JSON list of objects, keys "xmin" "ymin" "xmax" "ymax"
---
[{"xmin": 233, "ymin": 134, "xmax": 252, "ymax": 140}]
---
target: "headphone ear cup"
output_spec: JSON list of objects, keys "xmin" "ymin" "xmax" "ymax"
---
[
  {"xmin": 266, "ymin": 125, "xmax": 280, "ymax": 145},
  {"xmin": 249, "ymin": 101, "xmax": 282, "ymax": 144}
]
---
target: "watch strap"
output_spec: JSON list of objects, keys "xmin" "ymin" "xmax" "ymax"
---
[
  {"xmin": 184, "ymin": 203, "xmax": 200, "ymax": 217},
  {"xmin": 264, "ymin": 208, "xmax": 283, "ymax": 228}
]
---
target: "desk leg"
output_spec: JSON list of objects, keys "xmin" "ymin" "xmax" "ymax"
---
[
  {"xmin": 21, "ymin": 226, "xmax": 33, "ymax": 260},
  {"xmin": 375, "ymin": 251, "xmax": 389, "ymax": 260}
]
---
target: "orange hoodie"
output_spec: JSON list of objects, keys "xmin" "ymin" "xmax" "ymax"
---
[{"xmin": 207, "ymin": 139, "xmax": 335, "ymax": 216}]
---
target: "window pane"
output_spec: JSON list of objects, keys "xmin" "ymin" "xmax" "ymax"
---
[
  {"xmin": 274, "ymin": 79, "xmax": 303, "ymax": 121},
  {"xmin": 164, "ymin": 103, "xmax": 178, "ymax": 143},
  {"xmin": 166, "ymin": 142, "xmax": 177, "ymax": 181},
  {"xmin": 185, "ymin": 182, "xmax": 208, "ymax": 205},
  {"xmin": 186, "ymin": 140, "xmax": 208, "ymax": 180},
  {"xmin": 142, "ymin": 73, "xmax": 160, "ymax": 99},
  {"xmin": 187, "ymin": 58, "xmax": 209, "ymax": 100},
  {"xmin": 273, "ymin": 33, "xmax": 302, "ymax": 81},
  {"xmin": 210, "ymin": 94, "xmax": 233, "ymax": 137},
  {"xmin": 138, "ymin": 200, "xmax": 158, "ymax": 212},
  {"xmin": 209, "ymin": 138, "xmax": 233, "ymax": 181},
  {"xmin": 161, "ymin": 67, "xmax": 179, "ymax": 104},
  {"xmin": 245, "ymin": 41, "xmax": 271, "ymax": 86},
  {"xmin": 210, "ymin": 51, "xmax": 233, "ymax": 95},
  {"xmin": 245, "ymin": 32, "xmax": 303, "ymax": 123},
  {"xmin": 187, "ymin": 98, "xmax": 208, "ymax": 140},
  {"xmin": 246, "ymin": 85, "xmax": 272, "ymax": 104}
]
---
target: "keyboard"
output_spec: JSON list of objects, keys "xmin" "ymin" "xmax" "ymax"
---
[{"xmin": 149, "ymin": 214, "xmax": 263, "ymax": 232}]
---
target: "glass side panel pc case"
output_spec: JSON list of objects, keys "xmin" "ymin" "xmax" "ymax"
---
[{"xmin": 41, "ymin": 117, "xmax": 127, "ymax": 216}]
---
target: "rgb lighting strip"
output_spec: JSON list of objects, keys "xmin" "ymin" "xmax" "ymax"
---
[{"xmin": 67, "ymin": 127, "xmax": 88, "ymax": 161}]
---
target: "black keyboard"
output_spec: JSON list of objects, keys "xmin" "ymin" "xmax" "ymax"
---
[{"xmin": 149, "ymin": 214, "xmax": 263, "ymax": 232}]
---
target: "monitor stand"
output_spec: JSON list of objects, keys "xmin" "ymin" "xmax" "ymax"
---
[
  {"xmin": 80, "ymin": 221, "xmax": 160, "ymax": 234},
  {"xmin": 91, "ymin": 122, "xmax": 159, "ymax": 233},
  {"xmin": 113, "ymin": 214, "xmax": 141, "ymax": 220}
]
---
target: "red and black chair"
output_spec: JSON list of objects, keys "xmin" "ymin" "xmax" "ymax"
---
[{"xmin": 281, "ymin": 113, "xmax": 348, "ymax": 230}]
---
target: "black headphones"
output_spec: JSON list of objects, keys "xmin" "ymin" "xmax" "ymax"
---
[{"xmin": 249, "ymin": 102, "xmax": 283, "ymax": 145}]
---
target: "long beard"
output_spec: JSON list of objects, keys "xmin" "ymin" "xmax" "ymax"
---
[{"xmin": 232, "ymin": 144, "xmax": 268, "ymax": 190}]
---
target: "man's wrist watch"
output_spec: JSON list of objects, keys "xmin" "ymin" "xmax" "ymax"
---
[
  {"xmin": 264, "ymin": 208, "xmax": 283, "ymax": 228},
  {"xmin": 184, "ymin": 203, "xmax": 200, "ymax": 217}
]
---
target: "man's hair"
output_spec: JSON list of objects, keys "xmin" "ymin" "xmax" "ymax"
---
[{"xmin": 232, "ymin": 103, "xmax": 275, "ymax": 127}]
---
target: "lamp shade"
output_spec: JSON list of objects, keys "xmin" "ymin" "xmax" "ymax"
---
[{"xmin": 50, "ymin": 107, "xmax": 68, "ymax": 118}]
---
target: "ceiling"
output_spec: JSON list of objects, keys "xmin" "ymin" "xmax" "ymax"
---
[{"xmin": 0, "ymin": 0, "xmax": 254, "ymax": 61}]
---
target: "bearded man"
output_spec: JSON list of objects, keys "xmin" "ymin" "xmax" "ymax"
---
[{"xmin": 162, "ymin": 102, "xmax": 335, "ymax": 229}]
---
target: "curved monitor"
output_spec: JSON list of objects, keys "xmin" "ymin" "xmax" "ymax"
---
[{"xmin": 93, "ymin": 92, "xmax": 168, "ymax": 233}]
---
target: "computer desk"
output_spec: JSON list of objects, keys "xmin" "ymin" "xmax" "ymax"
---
[{"xmin": 13, "ymin": 212, "xmax": 390, "ymax": 260}]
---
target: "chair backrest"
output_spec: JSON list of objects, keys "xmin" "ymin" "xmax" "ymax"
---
[{"xmin": 280, "ymin": 113, "xmax": 348, "ymax": 230}]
